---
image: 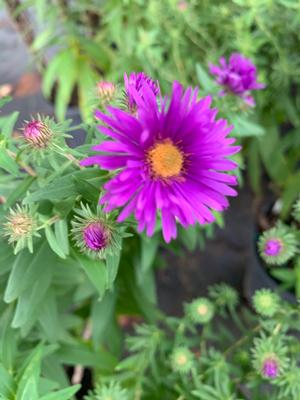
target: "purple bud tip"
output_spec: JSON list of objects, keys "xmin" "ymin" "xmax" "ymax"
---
[
  {"xmin": 83, "ymin": 222, "xmax": 109, "ymax": 251},
  {"xmin": 24, "ymin": 120, "xmax": 44, "ymax": 139},
  {"xmin": 262, "ymin": 358, "xmax": 279, "ymax": 379},
  {"xmin": 97, "ymin": 81, "xmax": 115, "ymax": 95},
  {"xmin": 264, "ymin": 238, "xmax": 282, "ymax": 257}
]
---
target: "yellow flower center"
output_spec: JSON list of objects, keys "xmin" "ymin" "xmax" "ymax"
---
[
  {"xmin": 176, "ymin": 354, "xmax": 187, "ymax": 365},
  {"xmin": 197, "ymin": 304, "xmax": 208, "ymax": 315},
  {"xmin": 148, "ymin": 139, "xmax": 184, "ymax": 179}
]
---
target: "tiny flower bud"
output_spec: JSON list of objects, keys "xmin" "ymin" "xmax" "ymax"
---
[
  {"xmin": 83, "ymin": 222, "xmax": 110, "ymax": 252},
  {"xmin": 3, "ymin": 205, "xmax": 39, "ymax": 253},
  {"xmin": 171, "ymin": 347, "xmax": 194, "ymax": 373},
  {"xmin": 177, "ymin": 0, "xmax": 188, "ymax": 11},
  {"xmin": 23, "ymin": 119, "xmax": 53, "ymax": 149},
  {"xmin": 264, "ymin": 238, "xmax": 282, "ymax": 256},
  {"xmin": 97, "ymin": 81, "xmax": 116, "ymax": 105},
  {"xmin": 186, "ymin": 297, "xmax": 214, "ymax": 324},
  {"xmin": 262, "ymin": 357, "xmax": 279, "ymax": 379},
  {"xmin": 71, "ymin": 203, "xmax": 122, "ymax": 260},
  {"xmin": 253, "ymin": 289, "xmax": 280, "ymax": 317},
  {"xmin": 258, "ymin": 223, "xmax": 297, "ymax": 266}
]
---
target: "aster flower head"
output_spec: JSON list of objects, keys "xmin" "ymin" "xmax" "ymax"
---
[
  {"xmin": 253, "ymin": 289, "xmax": 280, "ymax": 317},
  {"xmin": 186, "ymin": 297, "xmax": 215, "ymax": 324},
  {"xmin": 252, "ymin": 334, "xmax": 289, "ymax": 380},
  {"xmin": 3, "ymin": 204, "xmax": 40, "ymax": 254},
  {"xmin": 170, "ymin": 347, "xmax": 194, "ymax": 373},
  {"xmin": 124, "ymin": 71, "xmax": 160, "ymax": 113},
  {"xmin": 81, "ymin": 80, "xmax": 240, "ymax": 243},
  {"xmin": 71, "ymin": 203, "xmax": 122, "ymax": 259},
  {"xmin": 258, "ymin": 223, "xmax": 297, "ymax": 266},
  {"xmin": 22, "ymin": 118, "xmax": 53, "ymax": 149},
  {"xmin": 209, "ymin": 53, "xmax": 265, "ymax": 106},
  {"xmin": 85, "ymin": 381, "xmax": 129, "ymax": 400}
]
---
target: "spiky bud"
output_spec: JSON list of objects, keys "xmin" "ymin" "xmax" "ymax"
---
[
  {"xmin": 186, "ymin": 297, "xmax": 215, "ymax": 324},
  {"xmin": 85, "ymin": 381, "xmax": 129, "ymax": 400},
  {"xmin": 3, "ymin": 205, "xmax": 39, "ymax": 253},
  {"xmin": 97, "ymin": 81, "xmax": 117, "ymax": 105},
  {"xmin": 262, "ymin": 357, "xmax": 279, "ymax": 379},
  {"xmin": 170, "ymin": 347, "xmax": 194, "ymax": 374},
  {"xmin": 252, "ymin": 334, "xmax": 289, "ymax": 380},
  {"xmin": 253, "ymin": 289, "xmax": 280, "ymax": 318},
  {"xmin": 71, "ymin": 203, "xmax": 122, "ymax": 259},
  {"xmin": 23, "ymin": 119, "xmax": 53, "ymax": 149},
  {"xmin": 258, "ymin": 223, "xmax": 297, "ymax": 266}
]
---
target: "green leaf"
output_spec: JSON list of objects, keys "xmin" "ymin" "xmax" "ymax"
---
[
  {"xmin": 16, "ymin": 345, "xmax": 42, "ymax": 400},
  {"xmin": 72, "ymin": 175, "xmax": 99, "ymax": 203},
  {"xmin": 45, "ymin": 225, "xmax": 67, "ymax": 259},
  {"xmin": 73, "ymin": 252, "xmax": 107, "ymax": 299},
  {"xmin": 24, "ymin": 169, "xmax": 103, "ymax": 204},
  {"xmin": 17, "ymin": 376, "xmax": 39, "ymax": 400},
  {"xmin": 196, "ymin": 63, "xmax": 216, "ymax": 92},
  {"xmin": 231, "ymin": 116, "xmax": 265, "ymax": 137},
  {"xmin": 4, "ymin": 242, "xmax": 50, "ymax": 303},
  {"xmin": 12, "ymin": 263, "xmax": 52, "ymax": 328},
  {"xmin": 0, "ymin": 150, "xmax": 19, "ymax": 175},
  {"xmin": 139, "ymin": 235, "xmax": 158, "ymax": 278},
  {"xmin": 55, "ymin": 52, "xmax": 78, "ymax": 120},
  {"xmin": 106, "ymin": 249, "xmax": 121, "ymax": 290},
  {"xmin": 270, "ymin": 268, "xmax": 295, "ymax": 285},
  {"xmin": 0, "ymin": 363, "xmax": 15, "ymax": 398},
  {"xmin": 39, "ymin": 385, "xmax": 81, "ymax": 400},
  {"xmin": 54, "ymin": 220, "xmax": 69, "ymax": 256},
  {"xmin": 5, "ymin": 176, "xmax": 36, "ymax": 209},
  {"xmin": 38, "ymin": 291, "xmax": 62, "ymax": 342},
  {"xmin": 91, "ymin": 292, "xmax": 116, "ymax": 346},
  {"xmin": 58, "ymin": 343, "xmax": 116, "ymax": 371},
  {"xmin": 0, "ymin": 111, "xmax": 19, "ymax": 138}
]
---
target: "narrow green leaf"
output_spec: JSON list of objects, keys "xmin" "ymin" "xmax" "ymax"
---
[
  {"xmin": 0, "ymin": 150, "xmax": 19, "ymax": 175},
  {"xmin": 5, "ymin": 176, "xmax": 36, "ymax": 209},
  {"xmin": 73, "ymin": 252, "xmax": 107, "ymax": 298},
  {"xmin": 0, "ymin": 111, "xmax": 19, "ymax": 138},
  {"xmin": 39, "ymin": 385, "xmax": 81, "ymax": 400},
  {"xmin": 12, "ymin": 264, "xmax": 52, "ymax": 328},
  {"xmin": 45, "ymin": 225, "xmax": 67, "ymax": 259},
  {"xmin": 106, "ymin": 249, "xmax": 121, "ymax": 290},
  {"xmin": 54, "ymin": 220, "xmax": 69, "ymax": 256}
]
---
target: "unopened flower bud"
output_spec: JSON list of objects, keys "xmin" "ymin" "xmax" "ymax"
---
[
  {"xmin": 97, "ymin": 81, "xmax": 116, "ymax": 105},
  {"xmin": 23, "ymin": 119, "xmax": 52, "ymax": 149},
  {"xmin": 3, "ymin": 205, "xmax": 38, "ymax": 253}
]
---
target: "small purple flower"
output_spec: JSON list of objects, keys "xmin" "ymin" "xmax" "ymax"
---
[
  {"xmin": 209, "ymin": 53, "xmax": 265, "ymax": 106},
  {"xmin": 262, "ymin": 357, "xmax": 279, "ymax": 379},
  {"xmin": 81, "ymin": 81, "xmax": 241, "ymax": 243},
  {"xmin": 124, "ymin": 72, "xmax": 159, "ymax": 113},
  {"xmin": 264, "ymin": 238, "xmax": 282, "ymax": 257},
  {"xmin": 83, "ymin": 222, "xmax": 109, "ymax": 251},
  {"xmin": 23, "ymin": 120, "xmax": 52, "ymax": 148}
]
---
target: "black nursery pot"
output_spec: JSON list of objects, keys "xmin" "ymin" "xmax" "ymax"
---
[{"xmin": 244, "ymin": 238, "xmax": 297, "ymax": 304}]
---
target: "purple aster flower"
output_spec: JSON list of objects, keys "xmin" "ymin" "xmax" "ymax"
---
[
  {"xmin": 209, "ymin": 53, "xmax": 265, "ymax": 106},
  {"xmin": 83, "ymin": 222, "xmax": 109, "ymax": 251},
  {"xmin": 262, "ymin": 357, "xmax": 279, "ymax": 379},
  {"xmin": 23, "ymin": 119, "xmax": 53, "ymax": 148},
  {"xmin": 264, "ymin": 238, "xmax": 282, "ymax": 257},
  {"xmin": 124, "ymin": 72, "xmax": 160, "ymax": 113},
  {"xmin": 81, "ymin": 81, "xmax": 240, "ymax": 242}
]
